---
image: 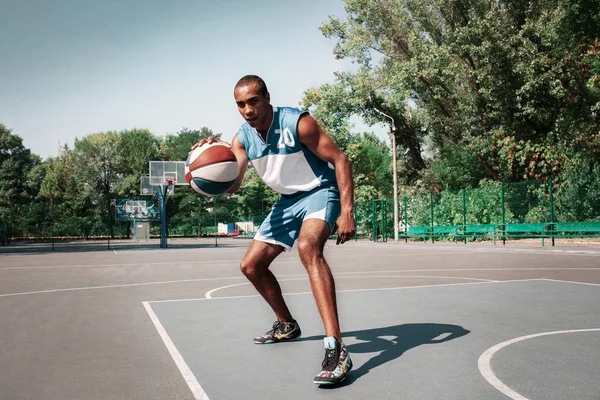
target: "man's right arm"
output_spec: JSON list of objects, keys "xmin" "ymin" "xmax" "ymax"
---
[
  {"xmin": 227, "ymin": 136, "xmax": 248, "ymax": 194},
  {"xmin": 190, "ymin": 136, "xmax": 248, "ymax": 194}
]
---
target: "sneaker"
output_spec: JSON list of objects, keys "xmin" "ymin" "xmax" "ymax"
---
[
  {"xmin": 253, "ymin": 320, "xmax": 302, "ymax": 344},
  {"xmin": 313, "ymin": 336, "xmax": 353, "ymax": 385}
]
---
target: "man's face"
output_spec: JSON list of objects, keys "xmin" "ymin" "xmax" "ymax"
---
[{"xmin": 234, "ymin": 82, "xmax": 271, "ymax": 129}]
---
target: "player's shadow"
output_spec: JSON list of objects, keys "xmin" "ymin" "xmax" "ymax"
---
[{"xmin": 298, "ymin": 323, "xmax": 470, "ymax": 387}]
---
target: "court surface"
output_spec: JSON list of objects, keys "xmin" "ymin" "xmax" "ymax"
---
[{"xmin": 1, "ymin": 239, "xmax": 599, "ymax": 400}]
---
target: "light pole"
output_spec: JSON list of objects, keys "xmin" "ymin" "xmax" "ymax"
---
[
  {"xmin": 213, "ymin": 196, "xmax": 218, "ymax": 247},
  {"xmin": 372, "ymin": 104, "xmax": 398, "ymax": 242}
]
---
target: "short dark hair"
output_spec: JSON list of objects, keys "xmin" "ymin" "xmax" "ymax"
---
[{"xmin": 235, "ymin": 75, "xmax": 268, "ymax": 96}]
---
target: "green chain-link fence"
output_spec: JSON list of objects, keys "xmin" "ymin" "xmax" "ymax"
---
[
  {"xmin": 4, "ymin": 173, "xmax": 600, "ymax": 250},
  {"xmin": 370, "ymin": 175, "xmax": 600, "ymax": 245}
]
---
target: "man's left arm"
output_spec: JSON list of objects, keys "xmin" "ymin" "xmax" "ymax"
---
[{"xmin": 297, "ymin": 114, "xmax": 355, "ymax": 244}]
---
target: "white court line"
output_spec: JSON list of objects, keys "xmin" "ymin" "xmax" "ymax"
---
[
  {"xmin": 144, "ymin": 278, "xmax": 548, "ymax": 400},
  {"xmin": 114, "ymin": 250, "xmax": 117, "ymax": 255},
  {"xmin": 204, "ymin": 275, "xmax": 497, "ymax": 299},
  {"xmin": 540, "ymin": 278, "xmax": 600, "ymax": 287},
  {"xmin": 4, "ymin": 242, "xmax": 600, "ymax": 261},
  {"xmin": 0, "ymin": 250, "xmax": 475, "ymax": 271},
  {"xmin": 120, "ymin": 243, "xmax": 600, "ymax": 257},
  {"xmin": 0, "ymin": 259, "xmax": 246, "ymax": 271},
  {"xmin": 0, "ymin": 272, "xmax": 495, "ymax": 298},
  {"xmin": 478, "ymin": 328, "xmax": 600, "ymax": 400},
  {"xmin": 148, "ymin": 279, "xmax": 545, "ymax": 304},
  {"xmin": 0, "ymin": 277, "xmax": 243, "ymax": 298},
  {"xmin": 328, "ymin": 267, "xmax": 600, "ymax": 274},
  {"xmin": 345, "ymin": 242, "xmax": 600, "ymax": 256},
  {"xmin": 143, "ymin": 302, "xmax": 209, "ymax": 400},
  {"xmin": 113, "ymin": 246, "xmax": 249, "ymax": 253},
  {"xmin": 1, "ymin": 266, "xmax": 597, "ymax": 298},
  {"xmin": 4, "ymin": 250, "xmax": 600, "ymax": 271},
  {"xmin": 0, "ymin": 253, "xmax": 409, "ymax": 271}
]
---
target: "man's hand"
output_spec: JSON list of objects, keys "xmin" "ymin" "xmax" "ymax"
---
[
  {"xmin": 191, "ymin": 137, "xmax": 230, "ymax": 151},
  {"xmin": 333, "ymin": 210, "xmax": 356, "ymax": 245}
]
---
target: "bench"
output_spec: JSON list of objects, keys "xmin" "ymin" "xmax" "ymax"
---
[
  {"xmin": 431, "ymin": 225, "xmax": 461, "ymax": 243},
  {"xmin": 406, "ymin": 226, "xmax": 432, "ymax": 241},
  {"xmin": 460, "ymin": 224, "xmax": 503, "ymax": 244},
  {"xmin": 503, "ymin": 223, "xmax": 554, "ymax": 246},
  {"xmin": 553, "ymin": 222, "xmax": 600, "ymax": 238}
]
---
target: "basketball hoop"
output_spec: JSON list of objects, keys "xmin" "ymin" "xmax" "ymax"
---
[
  {"xmin": 147, "ymin": 161, "xmax": 185, "ymax": 248},
  {"xmin": 162, "ymin": 179, "xmax": 175, "ymax": 197}
]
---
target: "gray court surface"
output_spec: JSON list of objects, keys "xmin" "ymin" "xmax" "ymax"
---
[
  {"xmin": 147, "ymin": 280, "xmax": 600, "ymax": 400},
  {"xmin": 2, "ymin": 239, "xmax": 600, "ymax": 400}
]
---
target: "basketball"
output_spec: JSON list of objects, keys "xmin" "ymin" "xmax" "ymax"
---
[{"xmin": 185, "ymin": 142, "xmax": 238, "ymax": 196}]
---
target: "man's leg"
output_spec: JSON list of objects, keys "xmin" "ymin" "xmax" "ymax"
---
[
  {"xmin": 298, "ymin": 218, "xmax": 352, "ymax": 385},
  {"xmin": 297, "ymin": 219, "xmax": 341, "ymax": 340},
  {"xmin": 240, "ymin": 239, "xmax": 293, "ymax": 323}
]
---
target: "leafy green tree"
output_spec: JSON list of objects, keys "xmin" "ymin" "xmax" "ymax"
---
[
  {"xmin": 161, "ymin": 127, "xmax": 224, "ymax": 235},
  {"xmin": 21, "ymin": 162, "xmax": 52, "ymax": 237},
  {"xmin": 117, "ymin": 128, "xmax": 161, "ymax": 196},
  {"xmin": 161, "ymin": 127, "xmax": 219, "ymax": 161},
  {"xmin": 301, "ymin": 73, "xmax": 427, "ymax": 184},
  {"xmin": 346, "ymin": 132, "xmax": 393, "ymax": 202},
  {"xmin": 234, "ymin": 168, "xmax": 279, "ymax": 218},
  {"xmin": 427, "ymin": 143, "xmax": 490, "ymax": 191},
  {"xmin": 554, "ymin": 160, "xmax": 600, "ymax": 222},
  {"xmin": 318, "ymin": 0, "xmax": 600, "ymax": 187},
  {"xmin": 167, "ymin": 186, "xmax": 213, "ymax": 236},
  {"xmin": 0, "ymin": 124, "xmax": 39, "ymax": 240},
  {"xmin": 301, "ymin": 83, "xmax": 359, "ymax": 152},
  {"xmin": 39, "ymin": 147, "xmax": 82, "ymax": 236},
  {"xmin": 73, "ymin": 132, "xmax": 121, "ymax": 236}
]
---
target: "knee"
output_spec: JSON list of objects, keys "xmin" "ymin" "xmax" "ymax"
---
[
  {"xmin": 297, "ymin": 237, "xmax": 323, "ymax": 265},
  {"xmin": 239, "ymin": 258, "xmax": 255, "ymax": 278},
  {"xmin": 240, "ymin": 258, "xmax": 262, "ymax": 279}
]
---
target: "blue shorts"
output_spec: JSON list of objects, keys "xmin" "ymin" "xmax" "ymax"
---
[{"xmin": 254, "ymin": 184, "xmax": 341, "ymax": 250}]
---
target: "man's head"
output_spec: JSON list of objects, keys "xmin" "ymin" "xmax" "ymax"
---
[{"xmin": 234, "ymin": 75, "xmax": 272, "ymax": 130}]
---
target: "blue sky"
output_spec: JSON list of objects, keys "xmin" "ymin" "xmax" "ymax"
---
[{"xmin": 1, "ymin": 0, "xmax": 386, "ymax": 159}]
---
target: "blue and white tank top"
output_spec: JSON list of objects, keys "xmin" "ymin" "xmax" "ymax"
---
[{"xmin": 235, "ymin": 106, "xmax": 337, "ymax": 196}]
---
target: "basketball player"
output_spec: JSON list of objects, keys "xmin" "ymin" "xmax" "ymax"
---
[{"xmin": 192, "ymin": 75, "xmax": 355, "ymax": 385}]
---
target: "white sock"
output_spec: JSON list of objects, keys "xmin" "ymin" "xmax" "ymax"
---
[{"xmin": 323, "ymin": 336, "xmax": 338, "ymax": 349}]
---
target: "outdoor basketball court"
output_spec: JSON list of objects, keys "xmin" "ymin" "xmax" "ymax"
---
[{"xmin": 1, "ymin": 240, "xmax": 599, "ymax": 399}]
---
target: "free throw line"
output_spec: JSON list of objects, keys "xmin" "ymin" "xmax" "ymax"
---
[{"xmin": 204, "ymin": 275, "xmax": 497, "ymax": 299}]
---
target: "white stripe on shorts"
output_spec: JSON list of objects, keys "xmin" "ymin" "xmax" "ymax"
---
[
  {"xmin": 303, "ymin": 207, "xmax": 326, "ymax": 221},
  {"xmin": 254, "ymin": 232, "xmax": 293, "ymax": 251}
]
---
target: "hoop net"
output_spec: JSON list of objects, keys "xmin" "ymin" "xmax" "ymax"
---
[{"xmin": 164, "ymin": 179, "xmax": 176, "ymax": 196}]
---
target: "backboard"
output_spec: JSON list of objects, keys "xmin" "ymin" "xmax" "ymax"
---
[
  {"xmin": 140, "ymin": 175, "xmax": 174, "ymax": 196},
  {"xmin": 149, "ymin": 161, "xmax": 186, "ymax": 186},
  {"xmin": 125, "ymin": 200, "xmax": 147, "ymax": 214},
  {"xmin": 115, "ymin": 197, "xmax": 160, "ymax": 221}
]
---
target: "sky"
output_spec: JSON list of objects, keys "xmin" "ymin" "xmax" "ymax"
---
[{"xmin": 0, "ymin": 0, "xmax": 387, "ymax": 159}]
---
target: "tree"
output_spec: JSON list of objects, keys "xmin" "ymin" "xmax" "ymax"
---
[
  {"xmin": 21, "ymin": 161, "xmax": 52, "ymax": 237},
  {"xmin": 234, "ymin": 168, "xmax": 279, "ymax": 217},
  {"xmin": 161, "ymin": 127, "xmax": 219, "ymax": 161},
  {"xmin": 39, "ymin": 146, "xmax": 83, "ymax": 236},
  {"xmin": 159, "ymin": 127, "xmax": 224, "ymax": 236},
  {"xmin": 318, "ymin": 0, "xmax": 600, "ymax": 188},
  {"xmin": 0, "ymin": 124, "xmax": 39, "ymax": 240},
  {"xmin": 346, "ymin": 132, "xmax": 393, "ymax": 202},
  {"xmin": 38, "ymin": 132, "xmax": 122, "ymax": 238},
  {"xmin": 117, "ymin": 128, "xmax": 161, "ymax": 195}
]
